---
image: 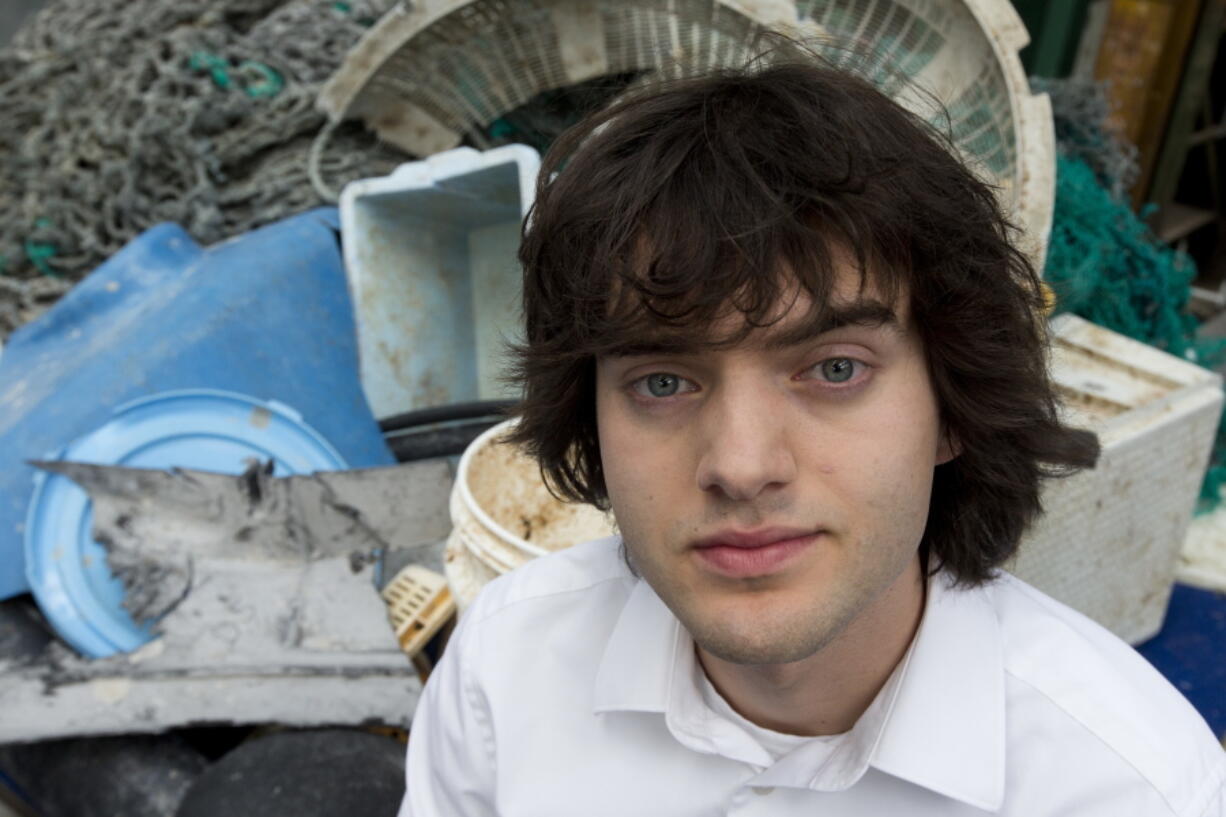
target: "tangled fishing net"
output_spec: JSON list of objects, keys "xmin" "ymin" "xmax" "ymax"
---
[
  {"xmin": 0, "ymin": 0, "xmax": 408, "ymax": 338},
  {"xmin": 1036, "ymin": 77, "xmax": 1226, "ymax": 509},
  {"xmin": 1045, "ymin": 156, "xmax": 1200, "ymax": 359},
  {"xmin": 1031, "ymin": 77, "xmax": 1140, "ymax": 202}
]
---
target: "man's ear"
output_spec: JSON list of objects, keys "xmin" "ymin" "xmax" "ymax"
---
[{"xmin": 936, "ymin": 428, "xmax": 960, "ymax": 465}]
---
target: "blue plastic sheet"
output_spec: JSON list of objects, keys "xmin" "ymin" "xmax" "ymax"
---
[{"xmin": 0, "ymin": 209, "xmax": 393, "ymax": 599}]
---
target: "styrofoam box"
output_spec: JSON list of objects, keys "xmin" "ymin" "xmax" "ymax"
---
[
  {"xmin": 339, "ymin": 144, "xmax": 540, "ymax": 419},
  {"xmin": 1008, "ymin": 314, "xmax": 1223, "ymax": 644}
]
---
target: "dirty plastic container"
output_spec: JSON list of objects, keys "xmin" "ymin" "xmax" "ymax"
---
[
  {"xmin": 444, "ymin": 419, "xmax": 614, "ymax": 610},
  {"xmin": 1009, "ymin": 314, "xmax": 1223, "ymax": 644},
  {"xmin": 0, "ymin": 209, "xmax": 394, "ymax": 600},
  {"xmin": 339, "ymin": 145, "xmax": 540, "ymax": 420}
]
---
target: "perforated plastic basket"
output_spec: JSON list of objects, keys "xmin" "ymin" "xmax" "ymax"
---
[{"xmin": 381, "ymin": 564, "xmax": 456, "ymax": 656}]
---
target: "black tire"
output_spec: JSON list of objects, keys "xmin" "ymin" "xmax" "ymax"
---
[
  {"xmin": 0, "ymin": 733, "xmax": 207, "ymax": 817},
  {"xmin": 175, "ymin": 729, "xmax": 405, "ymax": 817}
]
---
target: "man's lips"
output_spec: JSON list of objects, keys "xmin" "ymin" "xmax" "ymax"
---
[
  {"xmin": 691, "ymin": 527, "xmax": 819, "ymax": 577},
  {"xmin": 692, "ymin": 527, "xmax": 815, "ymax": 549}
]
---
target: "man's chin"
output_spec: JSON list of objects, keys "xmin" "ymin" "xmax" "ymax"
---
[
  {"xmin": 687, "ymin": 612, "xmax": 837, "ymax": 667},
  {"xmin": 695, "ymin": 632, "xmax": 829, "ymax": 667}
]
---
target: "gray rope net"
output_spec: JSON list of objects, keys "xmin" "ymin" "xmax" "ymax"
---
[
  {"xmin": 0, "ymin": 0, "xmax": 409, "ymax": 339},
  {"xmin": 1029, "ymin": 76, "xmax": 1140, "ymax": 202}
]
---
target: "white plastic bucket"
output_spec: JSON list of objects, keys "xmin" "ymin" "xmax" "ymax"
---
[{"xmin": 444, "ymin": 419, "xmax": 616, "ymax": 610}]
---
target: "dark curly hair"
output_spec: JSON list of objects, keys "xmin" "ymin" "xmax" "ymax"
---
[{"xmin": 505, "ymin": 45, "xmax": 1099, "ymax": 585}]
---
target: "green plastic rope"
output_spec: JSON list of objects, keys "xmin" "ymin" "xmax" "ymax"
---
[
  {"xmin": 23, "ymin": 218, "xmax": 59, "ymax": 277},
  {"xmin": 189, "ymin": 52, "xmax": 233, "ymax": 91},
  {"xmin": 189, "ymin": 51, "xmax": 284, "ymax": 98},
  {"xmin": 237, "ymin": 61, "xmax": 285, "ymax": 98}
]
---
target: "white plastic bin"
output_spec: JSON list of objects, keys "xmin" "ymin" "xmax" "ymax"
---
[
  {"xmin": 339, "ymin": 144, "xmax": 541, "ymax": 419},
  {"xmin": 1009, "ymin": 314, "xmax": 1224, "ymax": 644}
]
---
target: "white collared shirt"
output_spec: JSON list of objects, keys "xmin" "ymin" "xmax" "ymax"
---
[{"xmin": 400, "ymin": 537, "xmax": 1226, "ymax": 816}]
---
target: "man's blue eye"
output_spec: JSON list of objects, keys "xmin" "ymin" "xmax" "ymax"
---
[
  {"xmin": 646, "ymin": 373, "xmax": 681, "ymax": 397},
  {"xmin": 820, "ymin": 358, "xmax": 856, "ymax": 383}
]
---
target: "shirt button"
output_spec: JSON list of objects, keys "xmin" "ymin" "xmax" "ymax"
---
[{"xmin": 750, "ymin": 786, "xmax": 774, "ymax": 796}]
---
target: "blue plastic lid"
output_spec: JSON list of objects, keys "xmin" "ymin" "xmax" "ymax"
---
[{"xmin": 25, "ymin": 389, "xmax": 348, "ymax": 658}]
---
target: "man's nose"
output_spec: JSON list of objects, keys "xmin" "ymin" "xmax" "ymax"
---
[{"xmin": 694, "ymin": 381, "xmax": 797, "ymax": 502}]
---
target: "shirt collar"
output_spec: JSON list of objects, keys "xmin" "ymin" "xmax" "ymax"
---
[
  {"xmin": 593, "ymin": 578, "xmax": 772, "ymax": 765},
  {"xmin": 868, "ymin": 570, "xmax": 1006, "ymax": 811},
  {"xmin": 593, "ymin": 578, "xmax": 678, "ymax": 716},
  {"xmin": 592, "ymin": 567, "xmax": 1006, "ymax": 811}
]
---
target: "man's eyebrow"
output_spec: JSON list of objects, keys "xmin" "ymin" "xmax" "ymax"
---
[
  {"xmin": 600, "ymin": 301, "xmax": 900, "ymax": 358},
  {"xmin": 602, "ymin": 336, "xmax": 704, "ymax": 358},
  {"xmin": 763, "ymin": 300, "xmax": 900, "ymax": 350}
]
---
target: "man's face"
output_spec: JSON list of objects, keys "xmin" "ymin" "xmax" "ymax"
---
[{"xmin": 594, "ymin": 265, "xmax": 952, "ymax": 666}]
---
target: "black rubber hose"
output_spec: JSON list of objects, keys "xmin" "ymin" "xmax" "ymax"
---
[
  {"xmin": 378, "ymin": 400, "xmax": 517, "ymax": 433},
  {"xmin": 385, "ymin": 419, "xmax": 503, "ymax": 462}
]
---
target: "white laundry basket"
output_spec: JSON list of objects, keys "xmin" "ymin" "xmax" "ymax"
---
[{"xmin": 320, "ymin": 0, "xmax": 1054, "ymax": 266}]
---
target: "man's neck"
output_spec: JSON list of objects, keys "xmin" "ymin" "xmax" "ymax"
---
[{"xmin": 695, "ymin": 556, "xmax": 927, "ymax": 737}]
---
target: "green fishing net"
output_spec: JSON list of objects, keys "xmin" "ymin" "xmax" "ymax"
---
[
  {"xmin": 1038, "ymin": 78, "xmax": 1226, "ymax": 510},
  {"xmin": 1045, "ymin": 154, "xmax": 1203, "ymax": 359}
]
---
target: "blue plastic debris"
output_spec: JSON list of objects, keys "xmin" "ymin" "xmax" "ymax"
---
[
  {"xmin": 1136, "ymin": 583, "xmax": 1226, "ymax": 739},
  {"xmin": 0, "ymin": 209, "xmax": 394, "ymax": 601},
  {"xmin": 25, "ymin": 389, "xmax": 349, "ymax": 657}
]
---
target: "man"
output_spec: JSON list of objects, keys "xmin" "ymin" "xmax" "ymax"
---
[{"xmin": 401, "ymin": 49, "xmax": 1226, "ymax": 816}]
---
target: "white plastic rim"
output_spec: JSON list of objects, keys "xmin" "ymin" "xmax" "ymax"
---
[
  {"xmin": 453, "ymin": 417, "xmax": 551, "ymax": 562},
  {"xmin": 443, "ymin": 530, "xmax": 499, "ymax": 612},
  {"xmin": 452, "ymin": 506, "xmax": 525, "ymax": 574},
  {"xmin": 446, "ymin": 479, "xmax": 521, "ymax": 578}
]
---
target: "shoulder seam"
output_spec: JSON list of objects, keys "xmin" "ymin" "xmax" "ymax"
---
[
  {"xmin": 1003, "ymin": 668, "xmax": 1189, "ymax": 817},
  {"xmin": 1189, "ymin": 762, "xmax": 1226, "ymax": 817},
  {"xmin": 996, "ymin": 574, "xmax": 1096, "ymax": 639},
  {"xmin": 470, "ymin": 572, "xmax": 632, "ymax": 627},
  {"xmin": 458, "ymin": 620, "xmax": 499, "ymax": 776}
]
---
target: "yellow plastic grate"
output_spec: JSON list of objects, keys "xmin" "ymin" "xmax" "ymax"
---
[{"xmin": 381, "ymin": 565, "xmax": 456, "ymax": 659}]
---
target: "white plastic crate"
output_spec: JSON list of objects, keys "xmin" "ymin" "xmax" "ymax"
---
[
  {"xmin": 339, "ymin": 144, "xmax": 540, "ymax": 419},
  {"xmin": 1008, "ymin": 314, "xmax": 1223, "ymax": 644}
]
